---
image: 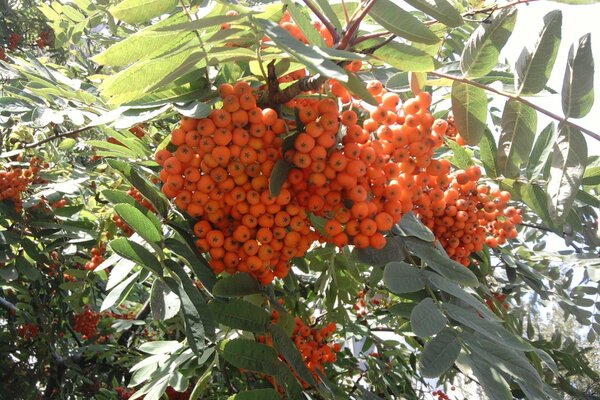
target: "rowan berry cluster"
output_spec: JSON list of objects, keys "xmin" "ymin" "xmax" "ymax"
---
[
  {"xmin": 432, "ymin": 390, "xmax": 450, "ymax": 400},
  {"xmin": 290, "ymin": 318, "xmax": 339, "ymax": 378},
  {"xmin": 156, "ymin": 82, "xmax": 318, "ymax": 284},
  {"xmin": 440, "ymin": 115, "xmax": 464, "ymax": 145},
  {"xmin": 84, "ymin": 245, "xmax": 105, "ymax": 271},
  {"xmin": 284, "ymin": 84, "xmax": 442, "ymax": 250},
  {"xmin": 415, "ymin": 165, "xmax": 521, "ymax": 266},
  {"xmin": 36, "ymin": 30, "xmax": 52, "ymax": 49},
  {"xmin": 73, "ymin": 307, "xmax": 101, "ymax": 339},
  {"xmin": 257, "ymin": 314, "xmax": 340, "ymax": 389},
  {"xmin": 165, "ymin": 387, "xmax": 190, "ymax": 400},
  {"xmin": 0, "ymin": 158, "xmax": 42, "ymax": 212},
  {"xmin": 17, "ymin": 323, "xmax": 39, "ymax": 341},
  {"xmin": 486, "ymin": 291, "xmax": 509, "ymax": 311},
  {"xmin": 7, "ymin": 33, "xmax": 21, "ymax": 50},
  {"xmin": 115, "ymin": 387, "xmax": 135, "ymax": 400}
]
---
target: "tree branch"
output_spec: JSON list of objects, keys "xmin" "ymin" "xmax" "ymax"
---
[
  {"xmin": 21, "ymin": 126, "xmax": 93, "ymax": 149},
  {"xmin": 266, "ymin": 74, "xmax": 329, "ymax": 106},
  {"xmin": 429, "ymin": 71, "xmax": 600, "ymax": 141}
]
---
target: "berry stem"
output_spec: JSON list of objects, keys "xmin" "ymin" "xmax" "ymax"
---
[{"xmin": 429, "ymin": 71, "xmax": 600, "ymax": 142}]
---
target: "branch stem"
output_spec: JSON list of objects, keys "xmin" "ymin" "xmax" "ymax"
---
[
  {"xmin": 22, "ymin": 126, "xmax": 93, "ymax": 149},
  {"xmin": 429, "ymin": 71, "xmax": 600, "ymax": 141}
]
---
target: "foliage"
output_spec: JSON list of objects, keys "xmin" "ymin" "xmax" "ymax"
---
[{"xmin": 0, "ymin": 0, "xmax": 599, "ymax": 399}]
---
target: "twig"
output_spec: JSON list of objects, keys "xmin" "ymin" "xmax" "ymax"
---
[
  {"xmin": 351, "ymin": 31, "xmax": 392, "ymax": 47},
  {"xmin": 341, "ymin": 0, "xmax": 350, "ymax": 24},
  {"xmin": 338, "ymin": 0, "xmax": 377, "ymax": 50},
  {"xmin": 463, "ymin": 0, "xmax": 537, "ymax": 18},
  {"xmin": 429, "ymin": 71, "xmax": 600, "ymax": 142},
  {"xmin": 301, "ymin": 0, "xmax": 340, "ymax": 44},
  {"xmin": 21, "ymin": 126, "xmax": 93, "ymax": 149},
  {"xmin": 179, "ymin": 0, "xmax": 211, "ymax": 83}
]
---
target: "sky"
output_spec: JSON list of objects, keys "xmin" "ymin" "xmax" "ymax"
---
[{"xmin": 501, "ymin": 1, "xmax": 600, "ymax": 156}]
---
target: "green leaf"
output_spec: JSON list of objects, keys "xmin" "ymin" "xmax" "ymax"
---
[
  {"xmin": 468, "ymin": 354, "xmax": 512, "ymax": 400},
  {"xmin": 114, "ymin": 204, "xmax": 162, "ymax": 244},
  {"xmin": 401, "ymin": 0, "xmax": 463, "ymax": 27},
  {"xmin": 138, "ymin": 340, "xmax": 181, "ymax": 354},
  {"xmin": 270, "ymin": 324, "xmax": 318, "ymax": 387},
  {"xmin": 221, "ymin": 339, "xmax": 280, "ymax": 375},
  {"xmin": 309, "ymin": 0, "xmax": 342, "ymax": 31},
  {"xmin": 227, "ymin": 389, "xmax": 280, "ymax": 400},
  {"xmin": 583, "ymin": 165, "xmax": 600, "ymax": 186},
  {"xmin": 496, "ymin": 99, "xmax": 537, "ymax": 177},
  {"xmin": 164, "ymin": 234, "xmax": 216, "ymax": 291},
  {"xmin": 408, "ymin": 239, "xmax": 478, "ymax": 287},
  {"xmin": 562, "ymin": 33, "xmax": 594, "ymax": 118},
  {"xmin": 514, "ymin": 182, "xmax": 555, "ymax": 230},
  {"xmin": 101, "ymin": 271, "xmax": 140, "ymax": 311},
  {"xmin": 212, "ymin": 273, "xmax": 263, "ymax": 298},
  {"xmin": 106, "ymin": 159, "xmax": 169, "ymax": 217},
  {"xmin": 353, "ymin": 236, "xmax": 405, "ymax": 265},
  {"xmin": 460, "ymin": 8, "xmax": 517, "ymax": 77},
  {"xmin": 395, "ymin": 211, "xmax": 435, "ymax": 242},
  {"xmin": 526, "ymin": 123, "xmax": 556, "ymax": 179},
  {"xmin": 150, "ymin": 279, "xmax": 181, "ymax": 321},
  {"xmin": 410, "ymin": 298, "xmax": 447, "ymax": 337},
  {"xmin": 209, "ymin": 299, "xmax": 270, "ymax": 333},
  {"xmin": 443, "ymin": 303, "xmax": 532, "ymax": 351},
  {"xmin": 450, "ymin": 81, "xmax": 487, "ymax": 145},
  {"xmin": 384, "ymin": 261, "xmax": 426, "ymax": 294},
  {"xmin": 109, "ymin": 238, "xmax": 163, "ymax": 275},
  {"xmin": 92, "ymin": 14, "xmax": 190, "ymax": 66},
  {"xmin": 462, "ymin": 332, "xmax": 542, "ymax": 388},
  {"xmin": 426, "ymin": 272, "xmax": 498, "ymax": 320},
  {"xmin": 479, "ymin": 129, "xmax": 498, "ymax": 178},
  {"xmin": 99, "ymin": 45, "xmax": 198, "ymax": 104},
  {"xmin": 445, "ymin": 138, "xmax": 473, "ymax": 169},
  {"xmin": 547, "ymin": 123, "xmax": 588, "ymax": 224},
  {"xmin": 372, "ymin": 41, "xmax": 436, "ymax": 72},
  {"xmin": 157, "ymin": 15, "xmax": 246, "ymax": 32},
  {"xmin": 516, "ymin": 10, "xmax": 562, "ymax": 95},
  {"xmin": 369, "ymin": 0, "xmax": 439, "ymax": 44},
  {"xmin": 269, "ymin": 160, "xmax": 293, "ymax": 197},
  {"xmin": 257, "ymin": 19, "xmax": 347, "ymax": 81},
  {"xmin": 108, "ymin": 0, "xmax": 178, "ymax": 24},
  {"xmin": 163, "ymin": 266, "xmax": 212, "ymax": 354},
  {"xmin": 419, "ymin": 329, "xmax": 461, "ymax": 378}
]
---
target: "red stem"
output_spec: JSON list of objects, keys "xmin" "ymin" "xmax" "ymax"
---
[{"xmin": 338, "ymin": 0, "xmax": 377, "ymax": 50}]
